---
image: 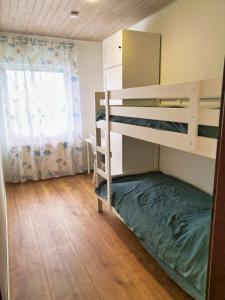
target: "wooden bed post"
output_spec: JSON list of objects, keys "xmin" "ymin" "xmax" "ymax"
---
[
  {"xmin": 105, "ymin": 90, "xmax": 112, "ymax": 211},
  {"xmin": 206, "ymin": 61, "xmax": 225, "ymax": 299},
  {"xmin": 188, "ymin": 81, "xmax": 200, "ymax": 151}
]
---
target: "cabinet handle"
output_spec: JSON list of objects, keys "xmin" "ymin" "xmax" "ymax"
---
[{"xmin": 118, "ymin": 46, "xmax": 122, "ymax": 49}]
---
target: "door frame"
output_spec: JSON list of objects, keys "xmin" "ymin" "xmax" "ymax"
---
[{"xmin": 206, "ymin": 60, "xmax": 225, "ymax": 299}]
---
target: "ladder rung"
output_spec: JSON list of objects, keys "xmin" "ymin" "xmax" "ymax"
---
[
  {"xmin": 97, "ymin": 146, "xmax": 107, "ymax": 154},
  {"xmin": 96, "ymin": 120, "xmax": 106, "ymax": 129},
  {"xmin": 97, "ymin": 146, "xmax": 112, "ymax": 157},
  {"xmin": 97, "ymin": 168, "xmax": 107, "ymax": 179}
]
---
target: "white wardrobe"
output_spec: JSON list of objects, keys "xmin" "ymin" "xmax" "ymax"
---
[{"xmin": 103, "ymin": 29, "xmax": 161, "ymax": 175}]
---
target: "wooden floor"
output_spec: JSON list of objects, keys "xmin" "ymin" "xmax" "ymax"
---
[{"xmin": 7, "ymin": 174, "xmax": 192, "ymax": 300}]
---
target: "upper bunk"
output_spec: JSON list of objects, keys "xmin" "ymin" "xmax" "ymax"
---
[{"xmin": 95, "ymin": 78, "xmax": 222, "ymax": 159}]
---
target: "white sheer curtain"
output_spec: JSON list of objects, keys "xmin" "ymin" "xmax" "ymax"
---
[{"xmin": 0, "ymin": 34, "xmax": 83, "ymax": 182}]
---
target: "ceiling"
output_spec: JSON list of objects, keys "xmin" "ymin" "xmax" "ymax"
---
[{"xmin": 0, "ymin": 0, "xmax": 174, "ymax": 41}]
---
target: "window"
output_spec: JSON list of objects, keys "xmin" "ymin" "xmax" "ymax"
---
[{"xmin": 6, "ymin": 70, "xmax": 71, "ymax": 142}]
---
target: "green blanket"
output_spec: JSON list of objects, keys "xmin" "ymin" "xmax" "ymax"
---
[{"xmin": 96, "ymin": 172, "xmax": 212, "ymax": 300}]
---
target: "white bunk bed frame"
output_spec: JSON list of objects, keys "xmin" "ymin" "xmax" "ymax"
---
[{"xmin": 95, "ymin": 78, "xmax": 222, "ymax": 213}]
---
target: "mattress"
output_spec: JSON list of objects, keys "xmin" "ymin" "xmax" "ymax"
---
[
  {"xmin": 96, "ymin": 109, "xmax": 218, "ymax": 139},
  {"xmin": 96, "ymin": 171, "xmax": 212, "ymax": 300}
]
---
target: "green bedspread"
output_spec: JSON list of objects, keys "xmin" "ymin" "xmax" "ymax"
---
[
  {"xmin": 96, "ymin": 110, "xmax": 218, "ymax": 139},
  {"xmin": 96, "ymin": 171, "xmax": 212, "ymax": 300}
]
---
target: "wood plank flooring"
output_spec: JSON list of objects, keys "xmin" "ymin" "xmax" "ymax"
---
[{"xmin": 7, "ymin": 174, "xmax": 192, "ymax": 300}]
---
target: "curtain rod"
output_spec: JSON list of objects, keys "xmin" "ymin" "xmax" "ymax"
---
[{"xmin": 0, "ymin": 32, "xmax": 76, "ymax": 47}]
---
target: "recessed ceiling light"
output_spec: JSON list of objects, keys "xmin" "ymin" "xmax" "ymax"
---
[{"xmin": 71, "ymin": 11, "xmax": 79, "ymax": 19}]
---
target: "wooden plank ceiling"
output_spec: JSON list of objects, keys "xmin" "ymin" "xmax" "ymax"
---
[{"xmin": 0, "ymin": 0, "xmax": 174, "ymax": 41}]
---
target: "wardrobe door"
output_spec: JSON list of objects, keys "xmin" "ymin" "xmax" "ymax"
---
[
  {"xmin": 104, "ymin": 64, "xmax": 123, "ymax": 174},
  {"xmin": 104, "ymin": 65, "xmax": 122, "ymax": 91},
  {"xmin": 103, "ymin": 31, "xmax": 122, "ymax": 69}
]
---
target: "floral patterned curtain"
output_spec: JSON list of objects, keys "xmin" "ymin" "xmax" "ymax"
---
[{"xmin": 0, "ymin": 34, "xmax": 83, "ymax": 182}]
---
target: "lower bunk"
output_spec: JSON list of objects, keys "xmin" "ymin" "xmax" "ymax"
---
[{"xmin": 95, "ymin": 171, "xmax": 212, "ymax": 300}]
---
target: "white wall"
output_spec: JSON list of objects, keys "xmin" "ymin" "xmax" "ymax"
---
[
  {"xmin": 77, "ymin": 40, "xmax": 103, "ymax": 170},
  {"xmin": 130, "ymin": 0, "xmax": 225, "ymax": 194},
  {"xmin": 160, "ymin": 147, "xmax": 216, "ymax": 194},
  {"xmin": 131, "ymin": 0, "xmax": 225, "ymax": 84}
]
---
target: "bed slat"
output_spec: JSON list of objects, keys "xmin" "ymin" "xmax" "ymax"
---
[
  {"xmin": 199, "ymin": 109, "xmax": 220, "ymax": 126},
  {"xmin": 109, "ymin": 82, "xmax": 192, "ymax": 100},
  {"xmin": 111, "ymin": 122, "xmax": 189, "ymax": 151},
  {"xmin": 110, "ymin": 122, "xmax": 217, "ymax": 159}
]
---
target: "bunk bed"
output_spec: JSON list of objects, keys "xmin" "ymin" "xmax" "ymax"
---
[{"xmin": 94, "ymin": 78, "xmax": 222, "ymax": 300}]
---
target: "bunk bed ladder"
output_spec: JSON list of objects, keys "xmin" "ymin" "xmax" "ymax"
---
[{"xmin": 95, "ymin": 91, "xmax": 112, "ymax": 212}]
